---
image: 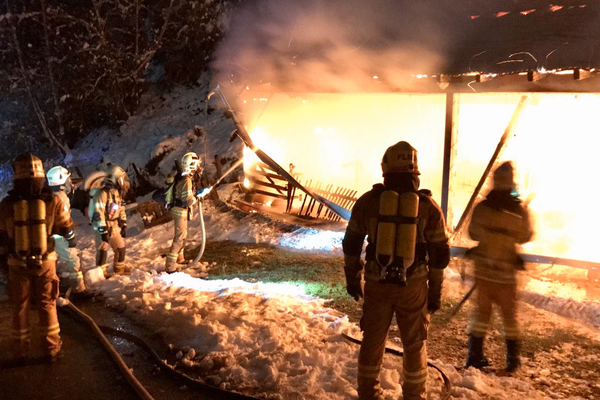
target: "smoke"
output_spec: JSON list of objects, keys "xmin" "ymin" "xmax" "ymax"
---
[{"xmin": 213, "ymin": 0, "xmax": 468, "ymax": 92}]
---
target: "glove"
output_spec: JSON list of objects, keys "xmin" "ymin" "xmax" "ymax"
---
[
  {"xmin": 65, "ymin": 230, "xmax": 77, "ymax": 248},
  {"xmin": 121, "ymin": 224, "xmax": 127, "ymax": 238},
  {"xmin": 346, "ymin": 276, "xmax": 363, "ymax": 301},
  {"xmin": 195, "ymin": 186, "xmax": 212, "ymax": 199},
  {"xmin": 428, "ymin": 268, "xmax": 444, "ymax": 314},
  {"xmin": 344, "ymin": 255, "xmax": 364, "ymax": 301},
  {"xmin": 98, "ymin": 227, "xmax": 109, "ymax": 243}
]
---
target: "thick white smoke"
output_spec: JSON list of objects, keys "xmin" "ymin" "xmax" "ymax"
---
[{"xmin": 213, "ymin": 0, "xmax": 468, "ymax": 92}]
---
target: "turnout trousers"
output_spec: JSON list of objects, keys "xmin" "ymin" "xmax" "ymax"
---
[
  {"xmin": 358, "ymin": 279, "xmax": 429, "ymax": 400},
  {"xmin": 8, "ymin": 262, "xmax": 61, "ymax": 358},
  {"xmin": 95, "ymin": 220, "xmax": 126, "ymax": 275},
  {"xmin": 468, "ymin": 278, "xmax": 520, "ymax": 340},
  {"xmin": 54, "ymin": 235, "xmax": 85, "ymax": 292},
  {"xmin": 165, "ymin": 212, "xmax": 187, "ymax": 272}
]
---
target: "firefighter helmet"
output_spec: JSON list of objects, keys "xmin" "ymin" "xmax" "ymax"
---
[
  {"xmin": 493, "ymin": 161, "xmax": 515, "ymax": 191},
  {"xmin": 381, "ymin": 141, "xmax": 419, "ymax": 176},
  {"xmin": 107, "ymin": 164, "xmax": 128, "ymax": 189},
  {"xmin": 181, "ymin": 152, "xmax": 201, "ymax": 175},
  {"xmin": 47, "ymin": 166, "xmax": 71, "ymax": 186},
  {"xmin": 13, "ymin": 153, "xmax": 45, "ymax": 180}
]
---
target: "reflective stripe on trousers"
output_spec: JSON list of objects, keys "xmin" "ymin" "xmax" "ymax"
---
[
  {"xmin": 358, "ymin": 279, "xmax": 429, "ymax": 400},
  {"xmin": 468, "ymin": 278, "xmax": 520, "ymax": 340},
  {"xmin": 54, "ymin": 235, "xmax": 85, "ymax": 291},
  {"xmin": 166, "ymin": 213, "xmax": 187, "ymax": 272},
  {"xmin": 95, "ymin": 221, "xmax": 126, "ymax": 273},
  {"xmin": 8, "ymin": 263, "xmax": 61, "ymax": 357}
]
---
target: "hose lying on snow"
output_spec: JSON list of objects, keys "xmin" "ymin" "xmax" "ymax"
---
[
  {"xmin": 98, "ymin": 325, "xmax": 257, "ymax": 400},
  {"xmin": 59, "ymin": 298, "xmax": 155, "ymax": 400},
  {"xmin": 60, "ymin": 298, "xmax": 257, "ymax": 400},
  {"xmin": 342, "ymin": 332, "xmax": 453, "ymax": 400}
]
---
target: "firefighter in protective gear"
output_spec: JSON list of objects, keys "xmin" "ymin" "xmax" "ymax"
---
[
  {"xmin": 47, "ymin": 166, "xmax": 88, "ymax": 295},
  {"xmin": 91, "ymin": 165, "xmax": 128, "ymax": 276},
  {"xmin": 343, "ymin": 141, "xmax": 450, "ymax": 400},
  {"xmin": 465, "ymin": 161, "xmax": 533, "ymax": 373},
  {"xmin": 164, "ymin": 152, "xmax": 201, "ymax": 273},
  {"xmin": 0, "ymin": 153, "xmax": 74, "ymax": 361}
]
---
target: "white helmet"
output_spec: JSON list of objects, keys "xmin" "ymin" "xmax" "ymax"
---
[
  {"xmin": 181, "ymin": 152, "xmax": 201, "ymax": 175},
  {"xmin": 47, "ymin": 166, "xmax": 71, "ymax": 186},
  {"xmin": 381, "ymin": 141, "xmax": 420, "ymax": 176}
]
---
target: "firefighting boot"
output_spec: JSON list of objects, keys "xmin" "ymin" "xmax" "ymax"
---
[
  {"xmin": 506, "ymin": 340, "xmax": 521, "ymax": 372},
  {"xmin": 466, "ymin": 334, "xmax": 489, "ymax": 369}
]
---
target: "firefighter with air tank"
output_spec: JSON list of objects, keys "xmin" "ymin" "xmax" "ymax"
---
[
  {"xmin": 342, "ymin": 141, "xmax": 450, "ymax": 400},
  {"xmin": 0, "ymin": 153, "xmax": 75, "ymax": 362},
  {"xmin": 465, "ymin": 161, "xmax": 534, "ymax": 372},
  {"xmin": 164, "ymin": 151, "xmax": 211, "ymax": 273},
  {"xmin": 46, "ymin": 166, "xmax": 90, "ymax": 298},
  {"xmin": 91, "ymin": 164, "xmax": 129, "ymax": 276}
]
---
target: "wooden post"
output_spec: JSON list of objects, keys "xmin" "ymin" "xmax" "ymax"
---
[
  {"xmin": 214, "ymin": 155, "xmax": 223, "ymax": 181},
  {"xmin": 441, "ymin": 92, "xmax": 458, "ymax": 223}
]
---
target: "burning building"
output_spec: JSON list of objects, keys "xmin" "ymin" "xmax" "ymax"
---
[{"xmin": 214, "ymin": 0, "xmax": 600, "ymax": 277}]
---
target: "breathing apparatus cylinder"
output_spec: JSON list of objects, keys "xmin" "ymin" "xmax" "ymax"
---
[
  {"xmin": 375, "ymin": 191, "xmax": 399, "ymax": 269},
  {"xmin": 396, "ymin": 192, "xmax": 419, "ymax": 268},
  {"xmin": 375, "ymin": 190, "xmax": 419, "ymax": 285},
  {"xmin": 29, "ymin": 199, "xmax": 48, "ymax": 256},
  {"xmin": 14, "ymin": 200, "xmax": 30, "ymax": 257},
  {"xmin": 13, "ymin": 199, "xmax": 48, "ymax": 262}
]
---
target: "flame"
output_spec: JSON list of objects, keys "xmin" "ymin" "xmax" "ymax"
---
[
  {"xmin": 238, "ymin": 89, "xmax": 600, "ymax": 263},
  {"xmin": 244, "ymin": 178, "xmax": 250, "ymax": 188},
  {"xmin": 453, "ymin": 93, "xmax": 600, "ymax": 262},
  {"xmin": 520, "ymin": 9, "xmax": 536, "ymax": 15}
]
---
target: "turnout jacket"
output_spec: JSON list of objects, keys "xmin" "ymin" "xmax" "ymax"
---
[
  {"xmin": 468, "ymin": 192, "xmax": 534, "ymax": 284},
  {"xmin": 343, "ymin": 184, "xmax": 450, "ymax": 282},
  {"xmin": 91, "ymin": 185, "xmax": 126, "ymax": 231},
  {"xmin": 167, "ymin": 174, "xmax": 197, "ymax": 218},
  {"xmin": 0, "ymin": 187, "xmax": 73, "ymax": 267}
]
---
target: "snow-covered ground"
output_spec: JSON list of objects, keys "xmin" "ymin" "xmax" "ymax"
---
[
  {"xmin": 51, "ymin": 84, "xmax": 599, "ymax": 399},
  {"xmin": 71, "ymin": 204, "xmax": 561, "ymax": 400}
]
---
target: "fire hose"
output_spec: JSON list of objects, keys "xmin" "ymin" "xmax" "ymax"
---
[
  {"xmin": 57, "ymin": 298, "xmax": 155, "ymax": 400},
  {"xmin": 186, "ymin": 158, "xmax": 245, "ymax": 270},
  {"xmin": 58, "ymin": 298, "xmax": 257, "ymax": 400},
  {"xmin": 341, "ymin": 333, "xmax": 452, "ymax": 400}
]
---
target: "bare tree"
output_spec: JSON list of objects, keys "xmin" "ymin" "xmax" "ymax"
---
[{"xmin": 5, "ymin": 0, "xmax": 70, "ymax": 157}]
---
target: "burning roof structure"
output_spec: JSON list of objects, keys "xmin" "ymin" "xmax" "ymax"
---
[{"xmin": 212, "ymin": 0, "xmax": 600, "ymax": 275}]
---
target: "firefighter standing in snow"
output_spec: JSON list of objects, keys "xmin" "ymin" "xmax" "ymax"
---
[
  {"xmin": 91, "ymin": 165, "xmax": 128, "ymax": 276},
  {"xmin": 165, "ymin": 152, "xmax": 201, "ymax": 273},
  {"xmin": 47, "ymin": 166, "xmax": 88, "ymax": 295},
  {"xmin": 343, "ymin": 141, "xmax": 450, "ymax": 400},
  {"xmin": 465, "ymin": 161, "xmax": 534, "ymax": 372},
  {"xmin": 0, "ymin": 153, "xmax": 75, "ymax": 361}
]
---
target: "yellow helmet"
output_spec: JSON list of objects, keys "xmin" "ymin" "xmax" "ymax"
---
[
  {"xmin": 13, "ymin": 153, "xmax": 45, "ymax": 180},
  {"xmin": 107, "ymin": 164, "xmax": 128, "ymax": 189},
  {"xmin": 493, "ymin": 161, "xmax": 515, "ymax": 191},
  {"xmin": 381, "ymin": 141, "xmax": 419, "ymax": 176},
  {"xmin": 181, "ymin": 152, "xmax": 201, "ymax": 175}
]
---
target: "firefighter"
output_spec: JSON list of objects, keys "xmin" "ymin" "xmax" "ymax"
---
[
  {"xmin": 465, "ymin": 161, "xmax": 534, "ymax": 372},
  {"xmin": 0, "ymin": 153, "xmax": 75, "ymax": 362},
  {"xmin": 343, "ymin": 141, "xmax": 450, "ymax": 400},
  {"xmin": 164, "ymin": 152, "xmax": 201, "ymax": 273},
  {"xmin": 46, "ymin": 166, "xmax": 90, "ymax": 297},
  {"xmin": 91, "ymin": 164, "xmax": 129, "ymax": 277}
]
